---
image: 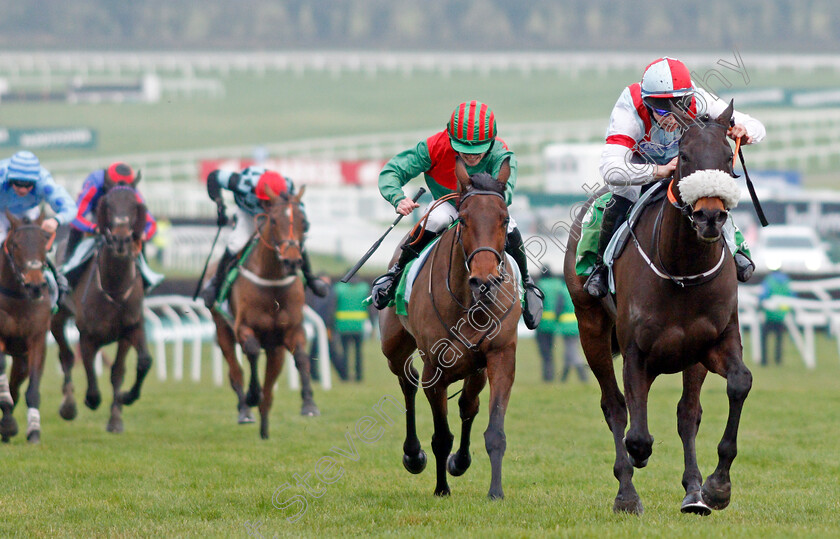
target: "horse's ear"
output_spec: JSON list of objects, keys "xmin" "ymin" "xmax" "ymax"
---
[
  {"xmin": 295, "ymin": 185, "xmax": 306, "ymax": 204},
  {"xmin": 133, "ymin": 169, "xmax": 142, "ymax": 188},
  {"xmin": 263, "ymin": 184, "xmax": 278, "ymax": 203},
  {"xmin": 5, "ymin": 210, "xmax": 20, "ymax": 230},
  {"xmin": 716, "ymin": 99, "xmax": 735, "ymax": 128},
  {"xmin": 95, "ymin": 196, "xmax": 108, "ymax": 230},
  {"xmin": 455, "ymin": 156, "xmax": 471, "ymax": 193},
  {"xmin": 34, "ymin": 210, "xmax": 44, "ymax": 226},
  {"xmin": 497, "ymin": 158, "xmax": 511, "ymax": 186}
]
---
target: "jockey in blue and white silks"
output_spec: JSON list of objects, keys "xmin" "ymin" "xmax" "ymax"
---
[
  {"xmin": 584, "ymin": 57, "xmax": 767, "ymax": 298},
  {"xmin": 61, "ymin": 162, "xmax": 163, "ymax": 292},
  {"xmin": 0, "ymin": 150, "xmax": 77, "ymax": 307},
  {"xmin": 197, "ymin": 166, "xmax": 328, "ymax": 308}
]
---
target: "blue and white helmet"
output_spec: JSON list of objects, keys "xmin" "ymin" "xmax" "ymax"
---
[{"xmin": 6, "ymin": 150, "xmax": 41, "ymax": 184}]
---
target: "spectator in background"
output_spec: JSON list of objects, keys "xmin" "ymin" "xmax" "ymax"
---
[
  {"xmin": 759, "ymin": 271, "xmax": 795, "ymax": 367},
  {"xmin": 334, "ymin": 278, "xmax": 371, "ymax": 382},
  {"xmin": 306, "ymin": 274, "xmax": 348, "ymax": 381},
  {"xmin": 535, "ymin": 272, "xmax": 564, "ymax": 382},
  {"xmin": 556, "ymin": 277, "xmax": 588, "ymax": 383}
]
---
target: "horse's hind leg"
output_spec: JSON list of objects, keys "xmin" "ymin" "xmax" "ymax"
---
[
  {"xmin": 701, "ymin": 326, "xmax": 752, "ymax": 511},
  {"xmin": 578, "ymin": 307, "xmax": 642, "ymax": 514},
  {"xmin": 290, "ymin": 331, "xmax": 320, "ymax": 418},
  {"xmin": 215, "ymin": 316, "xmax": 252, "ymax": 423},
  {"xmin": 679, "ymin": 364, "xmax": 711, "ymax": 515},
  {"xmin": 258, "ymin": 345, "xmax": 286, "ymax": 440},
  {"xmin": 381, "ymin": 310, "xmax": 425, "ymax": 474},
  {"xmin": 447, "ymin": 371, "xmax": 487, "ymax": 477},
  {"xmin": 118, "ymin": 326, "xmax": 153, "ymax": 407},
  {"xmin": 51, "ymin": 311, "xmax": 78, "ymax": 420},
  {"xmin": 0, "ymin": 353, "xmax": 18, "ymax": 442}
]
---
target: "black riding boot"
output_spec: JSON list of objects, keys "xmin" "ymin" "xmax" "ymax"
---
[
  {"xmin": 301, "ymin": 248, "xmax": 330, "ymax": 297},
  {"xmin": 734, "ymin": 252, "xmax": 755, "ymax": 282},
  {"xmin": 200, "ymin": 249, "xmax": 237, "ymax": 308},
  {"xmin": 505, "ymin": 228, "xmax": 544, "ymax": 330},
  {"xmin": 584, "ymin": 195, "xmax": 633, "ymax": 298},
  {"xmin": 371, "ymin": 229, "xmax": 438, "ymax": 310},
  {"xmin": 46, "ymin": 258, "xmax": 71, "ymax": 309}
]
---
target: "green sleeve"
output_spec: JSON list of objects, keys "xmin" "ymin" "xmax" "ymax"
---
[
  {"xmin": 378, "ymin": 141, "xmax": 432, "ymax": 208},
  {"xmin": 488, "ymin": 146, "xmax": 518, "ymax": 206}
]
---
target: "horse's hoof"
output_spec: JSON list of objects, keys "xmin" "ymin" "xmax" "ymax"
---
[
  {"xmin": 433, "ymin": 486, "xmax": 451, "ymax": 497},
  {"xmin": 613, "ymin": 495, "xmax": 644, "ymax": 515},
  {"xmin": 701, "ymin": 481, "xmax": 731, "ymax": 510},
  {"xmin": 59, "ymin": 401, "xmax": 77, "ymax": 421},
  {"xmin": 0, "ymin": 415, "xmax": 18, "ymax": 440},
  {"xmin": 402, "ymin": 450, "xmax": 427, "ymax": 474},
  {"xmin": 26, "ymin": 430, "xmax": 40, "ymax": 444},
  {"xmin": 681, "ymin": 491, "xmax": 712, "ymax": 516},
  {"xmin": 118, "ymin": 391, "xmax": 138, "ymax": 406},
  {"xmin": 629, "ymin": 456, "xmax": 649, "ymax": 468},
  {"xmin": 487, "ymin": 489, "xmax": 505, "ymax": 500},
  {"xmin": 238, "ymin": 408, "xmax": 255, "ymax": 424},
  {"xmin": 84, "ymin": 393, "xmax": 102, "ymax": 410},
  {"xmin": 300, "ymin": 403, "xmax": 320, "ymax": 417},
  {"xmin": 623, "ymin": 436, "xmax": 652, "ymax": 468},
  {"xmin": 446, "ymin": 452, "xmax": 471, "ymax": 477},
  {"xmin": 106, "ymin": 418, "xmax": 124, "ymax": 434}
]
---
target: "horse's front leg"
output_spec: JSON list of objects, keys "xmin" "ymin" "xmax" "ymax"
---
[
  {"xmin": 237, "ymin": 326, "xmax": 262, "ymax": 407},
  {"xmin": 214, "ymin": 314, "xmax": 252, "ymax": 424},
  {"xmin": 622, "ymin": 343, "xmax": 655, "ymax": 469},
  {"xmin": 423, "ymin": 365, "xmax": 453, "ymax": 497},
  {"xmin": 0, "ymin": 352, "xmax": 18, "ymax": 442},
  {"xmin": 23, "ymin": 339, "xmax": 48, "ymax": 443},
  {"xmin": 447, "ymin": 370, "xmax": 487, "ymax": 477},
  {"xmin": 51, "ymin": 311, "xmax": 78, "ymax": 420},
  {"xmin": 118, "ymin": 326, "xmax": 153, "ymax": 407},
  {"xmin": 80, "ymin": 335, "xmax": 103, "ymax": 410},
  {"xmin": 484, "ymin": 346, "xmax": 515, "ymax": 500},
  {"xmin": 702, "ymin": 325, "xmax": 752, "ymax": 511},
  {"xmin": 106, "ymin": 339, "xmax": 129, "ymax": 434},
  {"xmin": 258, "ymin": 345, "xmax": 286, "ymax": 440},
  {"xmin": 679, "ymin": 363, "xmax": 711, "ymax": 515},
  {"xmin": 289, "ymin": 329, "xmax": 319, "ymax": 417}
]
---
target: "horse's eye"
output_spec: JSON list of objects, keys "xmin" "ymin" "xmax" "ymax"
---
[{"xmin": 680, "ymin": 152, "xmax": 689, "ymax": 162}]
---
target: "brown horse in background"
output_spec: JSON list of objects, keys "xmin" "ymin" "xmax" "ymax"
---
[
  {"xmin": 380, "ymin": 158, "xmax": 520, "ymax": 499},
  {"xmin": 51, "ymin": 183, "xmax": 152, "ymax": 434},
  {"xmin": 565, "ymin": 102, "xmax": 752, "ymax": 515},
  {"xmin": 0, "ymin": 212, "xmax": 54, "ymax": 443},
  {"xmin": 209, "ymin": 186, "xmax": 319, "ymax": 440}
]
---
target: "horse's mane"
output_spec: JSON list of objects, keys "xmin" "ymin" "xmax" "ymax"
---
[{"xmin": 466, "ymin": 173, "xmax": 505, "ymax": 195}]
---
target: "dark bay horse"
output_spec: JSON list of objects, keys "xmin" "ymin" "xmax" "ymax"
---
[
  {"xmin": 380, "ymin": 158, "xmax": 520, "ymax": 499},
  {"xmin": 51, "ymin": 184, "xmax": 152, "ymax": 433},
  {"xmin": 564, "ymin": 102, "xmax": 752, "ymax": 515},
  {"xmin": 0, "ymin": 212, "xmax": 53, "ymax": 443},
  {"xmin": 209, "ymin": 185, "xmax": 319, "ymax": 440}
]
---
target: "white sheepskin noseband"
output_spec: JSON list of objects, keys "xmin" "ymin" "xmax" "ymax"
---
[{"xmin": 678, "ymin": 170, "xmax": 741, "ymax": 210}]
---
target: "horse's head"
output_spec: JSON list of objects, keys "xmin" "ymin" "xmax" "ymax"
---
[
  {"xmin": 674, "ymin": 101, "xmax": 740, "ymax": 243},
  {"xmin": 258, "ymin": 185, "xmax": 306, "ymax": 273},
  {"xmin": 96, "ymin": 184, "xmax": 146, "ymax": 257},
  {"xmin": 3, "ymin": 210, "xmax": 51, "ymax": 299},
  {"xmin": 455, "ymin": 157, "xmax": 511, "ymax": 300}
]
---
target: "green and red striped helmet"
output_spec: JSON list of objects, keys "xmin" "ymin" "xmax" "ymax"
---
[{"xmin": 447, "ymin": 101, "xmax": 497, "ymax": 154}]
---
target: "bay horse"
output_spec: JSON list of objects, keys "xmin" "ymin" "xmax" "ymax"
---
[
  {"xmin": 380, "ymin": 158, "xmax": 520, "ymax": 499},
  {"xmin": 51, "ymin": 183, "xmax": 152, "ymax": 434},
  {"xmin": 564, "ymin": 102, "xmax": 752, "ymax": 515},
  {"xmin": 0, "ymin": 212, "xmax": 53, "ymax": 443},
  {"xmin": 209, "ymin": 185, "xmax": 319, "ymax": 440}
]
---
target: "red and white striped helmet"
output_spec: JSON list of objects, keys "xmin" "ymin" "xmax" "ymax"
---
[{"xmin": 640, "ymin": 57, "xmax": 694, "ymax": 99}]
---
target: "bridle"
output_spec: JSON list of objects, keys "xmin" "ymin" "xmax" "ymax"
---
[
  {"xmin": 254, "ymin": 199, "xmax": 303, "ymax": 264},
  {"xmin": 456, "ymin": 189, "xmax": 508, "ymax": 268}
]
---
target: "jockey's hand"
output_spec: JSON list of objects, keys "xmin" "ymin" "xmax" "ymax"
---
[
  {"xmin": 727, "ymin": 123, "xmax": 753, "ymax": 144},
  {"xmin": 41, "ymin": 218, "xmax": 59, "ymax": 235},
  {"xmin": 216, "ymin": 202, "xmax": 229, "ymax": 227},
  {"xmin": 653, "ymin": 157, "xmax": 678, "ymax": 179},
  {"xmin": 396, "ymin": 198, "xmax": 419, "ymax": 216}
]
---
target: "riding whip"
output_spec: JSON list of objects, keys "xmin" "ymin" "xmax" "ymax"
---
[
  {"xmin": 340, "ymin": 187, "xmax": 426, "ymax": 283},
  {"xmin": 192, "ymin": 221, "xmax": 225, "ymax": 301}
]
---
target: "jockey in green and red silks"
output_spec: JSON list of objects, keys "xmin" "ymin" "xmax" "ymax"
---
[{"xmin": 371, "ymin": 100, "xmax": 544, "ymax": 330}]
